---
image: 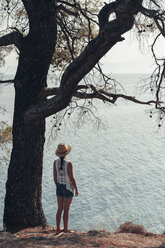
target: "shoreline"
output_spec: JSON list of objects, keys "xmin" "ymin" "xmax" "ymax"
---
[{"xmin": 0, "ymin": 224, "xmax": 165, "ymax": 248}]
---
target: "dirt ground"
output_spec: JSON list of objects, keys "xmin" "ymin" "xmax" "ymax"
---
[{"xmin": 0, "ymin": 227, "xmax": 165, "ymax": 248}]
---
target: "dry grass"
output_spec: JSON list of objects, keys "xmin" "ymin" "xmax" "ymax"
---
[
  {"xmin": 0, "ymin": 122, "xmax": 12, "ymax": 145},
  {"xmin": 1, "ymin": 227, "xmax": 165, "ymax": 248},
  {"xmin": 118, "ymin": 221, "xmax": 147, "ymax": 235},
  {"xmin": 0, "ymin": 121, "xmax": 12, "ymax": 164}
]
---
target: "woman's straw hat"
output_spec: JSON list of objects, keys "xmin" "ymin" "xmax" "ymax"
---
[{"xmin": 55, "ymin": 143, "xmax": 71, "ymax": 157}]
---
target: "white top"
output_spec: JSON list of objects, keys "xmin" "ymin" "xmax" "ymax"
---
[{"xmin": 56, "ymin": 158, "xmax": 74, "ymax": 193}]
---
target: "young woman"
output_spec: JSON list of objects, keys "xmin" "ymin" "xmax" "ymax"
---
[{"xmin": 53, "ymin": 143, "xmax": 78, "ymax": 234}]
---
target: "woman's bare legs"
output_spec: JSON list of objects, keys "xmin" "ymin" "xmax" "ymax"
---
[
  {"xmin": 56, "ymin": 196, "xmax": 64, "ymax": 233},
  {"xmin": 63, "ymin": 197, "xmax": 72, "ymax": 233}
]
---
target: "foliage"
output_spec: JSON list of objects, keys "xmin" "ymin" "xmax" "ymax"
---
[
  {"xmin": 118, "ymin": 221, "xmax": 147, "ymax": 235},
  {"xmin": 0, "ymin": 1, "xmax": 165, "ymax": 145},
  {"xmin": 0, "ymin": 0, "xmax": 165, "ymax": 124},
  {"xmin": 0, "ymin": 121, "xmax": 12, "ymax": 164},
  {"xmin": 0, "ymin": 0, "xmax": 101, "ymax": 70},
  {"xmin": 1, "ymin": 1, "xmax": 165, "ymax": 108}
]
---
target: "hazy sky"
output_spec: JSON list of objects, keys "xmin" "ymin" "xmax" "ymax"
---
[
  {"xmin": 101, "ymin": 32, "xmax": 165, "ymax": 74},
  {"xmin": 1, "ymin": 31, "xmax": 165, "ymax": 75}
]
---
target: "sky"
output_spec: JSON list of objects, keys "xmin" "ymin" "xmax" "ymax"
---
[
  {"xmin": 0, "ymin": 0, "xmax": 165, "ymax": 76},
  {"xmin": 1, "ymin": 30, "xmax": 165, "ymax": 76},
  {"xmin": 101, "ymin": 32, "xmax": 165, "ymax": 74}
]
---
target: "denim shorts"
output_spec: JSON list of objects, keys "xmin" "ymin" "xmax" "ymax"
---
[{"xmin": 56, "ymin": 183, "xmax": 73, "ymax": 198}]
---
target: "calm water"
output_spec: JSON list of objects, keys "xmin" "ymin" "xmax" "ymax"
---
[{"xmin": 0, "ymin": 74, "xmax": 165, "ymax": 233}]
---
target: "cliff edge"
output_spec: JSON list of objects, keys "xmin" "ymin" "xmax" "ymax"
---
[{"xmin": 0, "ymin": 226, "xmax": 165, "ymax": 248}]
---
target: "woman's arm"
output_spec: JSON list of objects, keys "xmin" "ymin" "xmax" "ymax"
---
[
  {"xmin": 68, "ymin": 162, "xmax": 79, "ymax": 196},
  {"xmin": 53, "ymin": 161, "xmax": 57, "ymax": 185}
]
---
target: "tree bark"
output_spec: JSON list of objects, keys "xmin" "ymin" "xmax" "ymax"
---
[{"xmin": 3, "ymin": 1, "xmax": 57, "ymax": 232}]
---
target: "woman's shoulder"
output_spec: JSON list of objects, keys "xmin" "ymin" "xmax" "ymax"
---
[
  {"xmin": 65, "ymin": 160, "xmax": 72, "ymax": 166},
  {"xmin": 54, "ymin": 158, "xmax": 60, "ymax": 164},
  {"xmin": 65, "ymin": 160, "xmax": 72, "ymax": 169}
]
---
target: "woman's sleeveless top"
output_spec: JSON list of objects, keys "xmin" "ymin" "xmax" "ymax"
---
[{"xmin": 56, "ymin": 159, "xmax": 74, "ymax": 193}]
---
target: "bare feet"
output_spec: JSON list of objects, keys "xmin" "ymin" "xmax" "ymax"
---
[
  {"xmin": 55, "ymin": 229, "xmax": 62, "ymax": 235},
  {"xmin": 63, "ymin": 229, "xmax": 75, "ymax": 233},
  {"xmin": 55, "ymin": 229, "xmax": 75, "ymax": 235}
]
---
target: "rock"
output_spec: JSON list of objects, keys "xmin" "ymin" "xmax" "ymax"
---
[
  {"xmin": 0, "ymin": 231, "xmax": 15, "ymax": 240},
  {"xmin": 159, "ymin": 242, "xmax": 165, "ymax": 248},
  {"xmin": 67, "ymin": 233, "xmax": 82, "ymax": 243},
  {"xmin": 0, "ymin": 228, "xmax": 164, "ymax": 248},
  {"xmin": 87, "ymin": 230, "xmax": 109, "ymax": 237},
  {"xmin": 87, "ymin": 230, "xmax": 101, "ymax": 236},
  {"xmin": 145, "ymin": 232, "xmax": 155, "ymax": 237},
  {"xmin": 29, "ymin": 236, "xmax": 48, "ymax": 241}
]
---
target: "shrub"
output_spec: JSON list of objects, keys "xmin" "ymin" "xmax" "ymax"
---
[
  {"xmin": 0, "ymin": 121, "xmax": 12, "ymax": 164},
  {"xmin": 0, "ymin": 124, "xmax": 12, "ymax": 144},
  {"xmin": 118, "ymin": 221, "xmax": 147, "ymax": 235}
]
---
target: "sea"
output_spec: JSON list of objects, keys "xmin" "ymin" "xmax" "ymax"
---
[{"xmin": 0, "ymin": 73, "xmax": 165, "ymax": 233}]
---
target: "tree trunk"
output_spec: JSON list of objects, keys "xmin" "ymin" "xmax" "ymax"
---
[
  {"xmin": 3, "ymin": 2, "xmax": 57, "ymax": 232},
  {"xmin": 3, "ymin": 0, "xmax": 142, "ymax": 232}
]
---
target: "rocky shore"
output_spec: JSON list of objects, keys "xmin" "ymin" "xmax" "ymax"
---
[{"xmin": 0, "ymin": 225, "xmax": 165, "ymax": 248}]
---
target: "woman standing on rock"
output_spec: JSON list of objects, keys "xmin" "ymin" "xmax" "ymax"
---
[{"xmin": 53, "ymin": 143, "xmax": 79, "ymax": 234}]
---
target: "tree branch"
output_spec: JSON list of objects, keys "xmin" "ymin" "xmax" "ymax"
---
[
  {"xmin": 57, "ymin": 4, "xmax": 78, "ymax": 17},
  {"xmin": 140, "ymin": 6, "xmax": 165, "ymax": 37},
  {"xmin": 99, "ymin": 89, "xmax": 160, "ymax": 105},
  {"xmin": 155, "ymin": 61, "xmax": 165, "ymax": 108},
  {"xmin": 38, "ymin": 85, "xmax": 160, "ymax": 108},
  {"xmin": 0, "ymin": 79, "xmax": 14, "ymax": 84},
  {"xmin": 24, "ymin": 0, "xmax": 143, "ymax": 122},
  {"xmin": 57, "ymin": 0, "xmax": 76, "ymax": 8},
  {"xmin": 0, "ymin": 31, "xmax": 22, "ymax": 50}
]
